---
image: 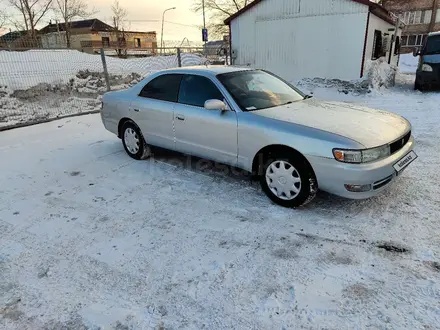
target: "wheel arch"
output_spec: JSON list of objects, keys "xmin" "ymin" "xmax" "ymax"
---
[
  {"xmin": 118, "ymin": 117, "xmax": 136, "ymax": 138},
  {"xmin": 252, "ymin": 144, "xmax": 316, "ymax": 180}
]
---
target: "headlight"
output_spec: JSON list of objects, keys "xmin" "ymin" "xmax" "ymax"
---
[
  {"xmin": 422, "ymin": 64, "xmax": 433, "ymax": 72},
  {"xmin": 333, "ymin": 145, "xmax": 390, "ymax": 164},
  {"xmin": 361, "ymin": 145, "xmax": 390, "ymax": 163}
]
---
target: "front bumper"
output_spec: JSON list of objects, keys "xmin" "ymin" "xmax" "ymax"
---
[
  {"xmin": 416, "ymin": 71, "xmax": 440, "ymax": 88},
  {"xmin": 306, "ymin": 136, "xmax": 415, "ymax": 199}
]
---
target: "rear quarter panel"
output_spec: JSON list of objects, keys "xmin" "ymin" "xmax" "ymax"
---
[{"xmin": 102, "ymin": 90, "xmax": 135, "ymax": 136}]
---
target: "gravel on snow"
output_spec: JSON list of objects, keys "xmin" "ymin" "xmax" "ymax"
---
[{"xmin": 1, "ymin": 74, "xmax": 440, "ymax": 329}]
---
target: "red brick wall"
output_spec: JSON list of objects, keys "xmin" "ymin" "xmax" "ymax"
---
[{"xmin": 381, "ymin": 0, "xmax": 436, "ymax": 12}]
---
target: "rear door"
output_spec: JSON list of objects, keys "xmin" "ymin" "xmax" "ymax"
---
[
  {"xmin": 173, "ymin": 74, "xmax": 238, "ymax": 166},
  {"xmin": 130, "ymin": 74, "xmax": 183, "ymax": 150}
]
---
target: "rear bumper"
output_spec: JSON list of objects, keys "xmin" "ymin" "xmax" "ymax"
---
[{"xmin": 306, "ymin": 137, "xmax": 415, "ymax": 199}]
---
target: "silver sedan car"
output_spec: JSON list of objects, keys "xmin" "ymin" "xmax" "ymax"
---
[{"xmin": 101, "ymin": 66, "xmax": 417, "ymax": 207}]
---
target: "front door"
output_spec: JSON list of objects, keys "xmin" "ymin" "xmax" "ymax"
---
[
  {"xmin": 130, "ymin": 74, "xmax": 183, "ymax": 150},
  {"xmin": 174, "ymin": 74, "xmax": 238, "ymax": 166}
]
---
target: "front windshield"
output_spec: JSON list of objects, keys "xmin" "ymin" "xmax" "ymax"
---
[
  {"xmin": 217, "ymin": 70, "xmax": 304, "ymax": 111},
  {"xmin": 424, "ymin": 35, "xmax": 440, "ymax": 55}
]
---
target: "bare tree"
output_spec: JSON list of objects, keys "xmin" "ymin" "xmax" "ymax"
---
[
  {"xmin": 0, "ymin": 10, "xmax": 6, "ymax": 29},
  {"xmin": 111, "ymin": 0, "xmax": 128, "ymax": 56},
  {"xmin": 9, "ymin": 0, "xmax": 53, "ymax": 42},
  {"xmin": 192, "ymin": 0, "xmax": 251, "ymax": 39},
  {"xmin": 55, "ymin": 0, "xmax": 95, "ymax": 48}
]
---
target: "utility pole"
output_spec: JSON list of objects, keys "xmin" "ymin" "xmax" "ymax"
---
[
  {"xmin": 202, "ymin": 0, "xmax": 207, "ymax": 56},
  {"xmin": 389, "ymin": 17, "xmax": 400, "ymax": 64},
  {"xmin": 429, "ymin": 0, "xmax": 439, "ymax": 33},
  {"xmin": 160, "ymin": 7, "xmax": 176, "ymax": 55}
]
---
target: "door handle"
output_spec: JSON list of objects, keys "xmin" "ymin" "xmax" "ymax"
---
[
  {"xmin": 133, "ymin": 108, "xmax": 140, "ymax": 112},
  {"xmin": 176, "ymin": 114, "xmax": 185, "ymax": 121}
]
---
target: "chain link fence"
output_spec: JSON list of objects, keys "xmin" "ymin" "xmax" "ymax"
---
[{"xmin": 0, "ymin": 46, "xmax": 229, "ymax": 131}]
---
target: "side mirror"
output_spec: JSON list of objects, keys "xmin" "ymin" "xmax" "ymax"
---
[
  {"xmin": 413, "ymin": 47, "xmax": 420, "ymax": 57},
  {"xmin": 204, "ymin": 99, "xmax": 227, "ymax": 111}
]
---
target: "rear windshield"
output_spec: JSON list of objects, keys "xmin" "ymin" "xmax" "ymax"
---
[{"xmin": 424, "ymin": 35, "xmax": 440, "ymax": 55}]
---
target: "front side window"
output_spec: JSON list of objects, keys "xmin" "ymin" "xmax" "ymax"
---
[
  {"xmin": 178, "ymin": 75, "xmax": 224, "ymax": 107},
  {"xmin": 139, "ymin": 74, "xmax": 183, "ymax": 102},
  {"xmin": 217, "ymin": 70, "xmax": 304, "ymax": 112}
]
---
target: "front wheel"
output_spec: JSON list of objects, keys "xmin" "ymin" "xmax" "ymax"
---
[
  {"xmin": 121, "ymin": 121, "xmax": 151, "ymax": 160},
  {"xmin": 260, "ymin": 154, "xmax": 317, "ymax": 208}
]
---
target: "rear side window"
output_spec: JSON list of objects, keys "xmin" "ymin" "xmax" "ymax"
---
[
  {"xmin": 178, "ymin": 75, "xmax": 224, "ymax": 107},
  {"xmin": 139, "ymin": 74, "xmax": 183, "ymax": 102}
]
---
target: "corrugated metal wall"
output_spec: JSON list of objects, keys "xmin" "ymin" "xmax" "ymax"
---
[{"xmin": 231, "ymin": 0, "xmax": 369, "ymax": 80}]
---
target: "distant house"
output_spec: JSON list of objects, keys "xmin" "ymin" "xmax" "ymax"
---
[
  {"xmin": 39, "ymin": 19, "xmax": 157, "ymax": 54},
  {"xmin": 0, "ymin": 30, "xmax": 40, "ymax": 48},
  {"xmin": 381, "ymin": 0, "xmax": 440, "ymax": 53}
]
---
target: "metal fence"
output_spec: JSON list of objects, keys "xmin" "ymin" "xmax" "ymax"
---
[{"xmin": 0, "ymin": 46, "xmax": 229, "ymax": 131}]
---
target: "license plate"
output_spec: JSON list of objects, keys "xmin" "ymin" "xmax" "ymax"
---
[{"xmin": 393, "ymin": 151, "xmax": 417, "ymax": 174}]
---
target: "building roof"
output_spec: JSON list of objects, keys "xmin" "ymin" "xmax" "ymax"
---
[
  {"xmin": 224, "ymin": 0, "xmax": 395, "ymax": 25},
  {"xmin": 0, "ymin": 30, "xmax": 32, "ymax": 42},
  {"xmin": 39, "ymin": 19, "xmax": 114, "ymax": 34}
]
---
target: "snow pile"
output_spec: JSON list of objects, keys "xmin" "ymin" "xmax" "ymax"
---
[
  {"xmin": 365, "ymin": 57, "xmax": 397, "ymax": 90},
  {"xmin": 297, "ymin": 78, "xmax": 370, "ymax": 96},
  {"xmin": 399, "ymin": 53, "xmax": 419, "ymax": 74}
]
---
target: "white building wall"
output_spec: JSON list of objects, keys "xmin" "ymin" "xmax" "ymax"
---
[
  {"xmin": 364, "ymin": 14, "xmax": 401, "ymax": 70},
  {"xmin": 231, "ymin": 0, "xmax": 369, "ymax": 81}
]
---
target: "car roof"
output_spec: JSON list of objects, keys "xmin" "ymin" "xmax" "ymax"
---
[
  {"xmin": 428, "ymin": 31, "xmax": 440, "ymax": 36},
  {"xmin": 158, "ymin": 65, "xmax": 254, "ymax": 76}
]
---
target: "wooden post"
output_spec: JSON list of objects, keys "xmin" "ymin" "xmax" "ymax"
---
[
  {"xmin": 177, "ymin": 48, "xmax": 182, "ymax": 67},
  {"xmin": 100, "ymin": 48, "xmax": 111, "ymax": 91}
]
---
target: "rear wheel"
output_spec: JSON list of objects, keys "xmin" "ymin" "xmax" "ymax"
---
[
  {"xmin": 121, "ymin": 121, "xmax": 151, "ymax": 160},
  {"xmin": 260, "ymin": 152, "xmax": 317, "ymax": 208}
]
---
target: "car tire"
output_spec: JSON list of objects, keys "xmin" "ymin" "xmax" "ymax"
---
[
  {"xmin": 121, "ymin": 121, "xmax": 151, "ymax": 160},
  {"xmin": 414, "ymin": 80, "xmax": 423, "ymax": 91},
  {"xmin": 259, "ymin": 152, "xmax": 317, "ymax": 208}
]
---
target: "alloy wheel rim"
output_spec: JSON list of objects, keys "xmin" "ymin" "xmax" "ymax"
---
[
  {"xmin": 124, "ymin": 128, "xmax": 140, "ymax": 154},
  {"xmin": 265, "ymin": 160, "xmax": 302, "ymax": 200}
]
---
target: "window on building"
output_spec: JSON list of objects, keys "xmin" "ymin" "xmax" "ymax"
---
[
  {"xmin": 135, "ymin": 38, "xmax": 141, "ymax": 48},
  {"xmin": 372, "ymin": 30, "xmax": 384, "ymax": 60},
  {"xmin": 139, "ymin": 74, "xmax": 183, "ymax": 102},
  {"xmin": 102, "ymin": 37, "xmax": 110, "ymax": 48},
  {"xmin": 437, "ymin": 8, "xmax": 440, "ymax": 23},
  {"xmin": 404, "ymin": 34, "xmax": 426, "ymax": 47},
  {"xmin": 401, "ymin": 10, "xmax": 424, "ymax": 25},
  {"xmin": 401, "ymin": 36, "xmax": 408, "ymax": 47},
  {"xmin": 423, "ymin": 10, "xmax": 432, "ymax": 24}
]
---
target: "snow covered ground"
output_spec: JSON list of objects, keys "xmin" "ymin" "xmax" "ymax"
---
[
  {"xmin": 1, "ymin": 69, "xmax": 440, "ymax": 329},
  {"xmin": 399, "ymin": 53, "xmax": 419, "ymax": 74}
]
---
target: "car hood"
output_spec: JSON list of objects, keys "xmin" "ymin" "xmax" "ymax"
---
[{"xmin": 252, "ymin": 99, "xmax": 410, "ymax": 148}]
